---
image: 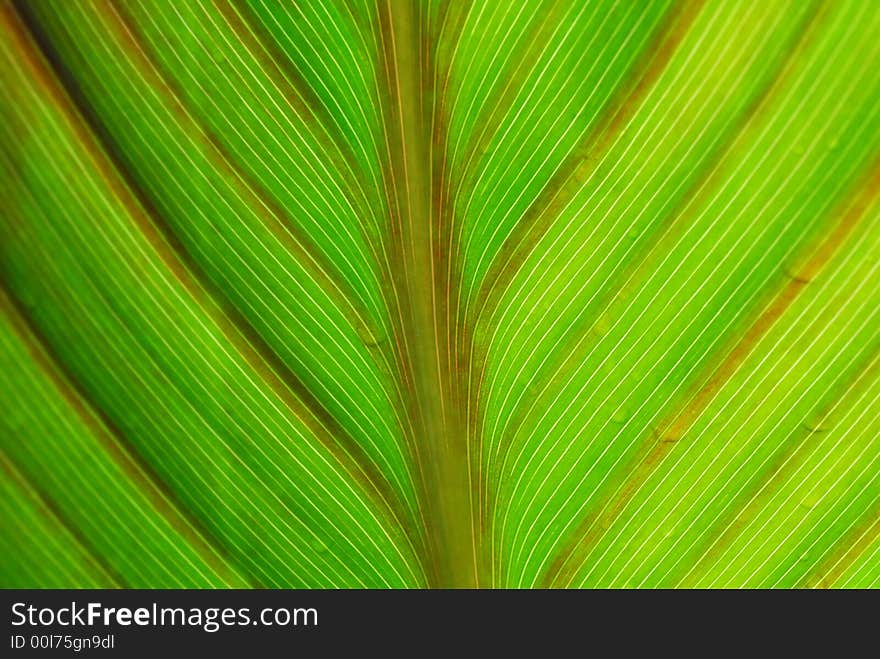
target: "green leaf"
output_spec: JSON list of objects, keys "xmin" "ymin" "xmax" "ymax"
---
[{"xmin": 1, "ymin": 0, "xmax": 878, "ymax": 588}]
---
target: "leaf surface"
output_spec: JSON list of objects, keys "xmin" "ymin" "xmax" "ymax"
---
[{"xmin": 1, "ymin": 0, "xmax": 878, "ymax": 587}]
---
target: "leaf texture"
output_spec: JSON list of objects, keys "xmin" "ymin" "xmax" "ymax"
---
[{"xmin": 1, "ymin": 0, "xmax": 878, "ymax": 588}]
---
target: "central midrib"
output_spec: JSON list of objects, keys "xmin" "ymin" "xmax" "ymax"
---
[{"xmin": 379, "ymin": 0, "xmax": 477, "ymax": 587}]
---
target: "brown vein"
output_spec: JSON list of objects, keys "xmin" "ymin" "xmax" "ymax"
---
[
  {"xmin": 7, "ymin": 2, "xmax": 424, "ymax": 562},
  {"xmin": 375, "ymin": 0, "xmax": 477, "ymax": 586},
  {"xmin": 0, "ymin": 444, "xmax": 124, "ymax": 588},
  {"xmin": 105, "ymin": 1, "xmax": 382, "ymax": 341},
  {"xmin": 0, "ymin": 290, "xmax": 251, "ymax": 586},
  {"xmin": 471, "ymin": 0, "xmax": 705, "ymax": 331},
  {"xmin": 542, "ymin": 152, "xmax": 880, "ymax": 587},
  {"xmin": 480, "ymin": 0, "xmax": 827, "ymax": 493},
  {"xmin": 802, "ymin": 511, "xmax": 880, "ymax": 588}
]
